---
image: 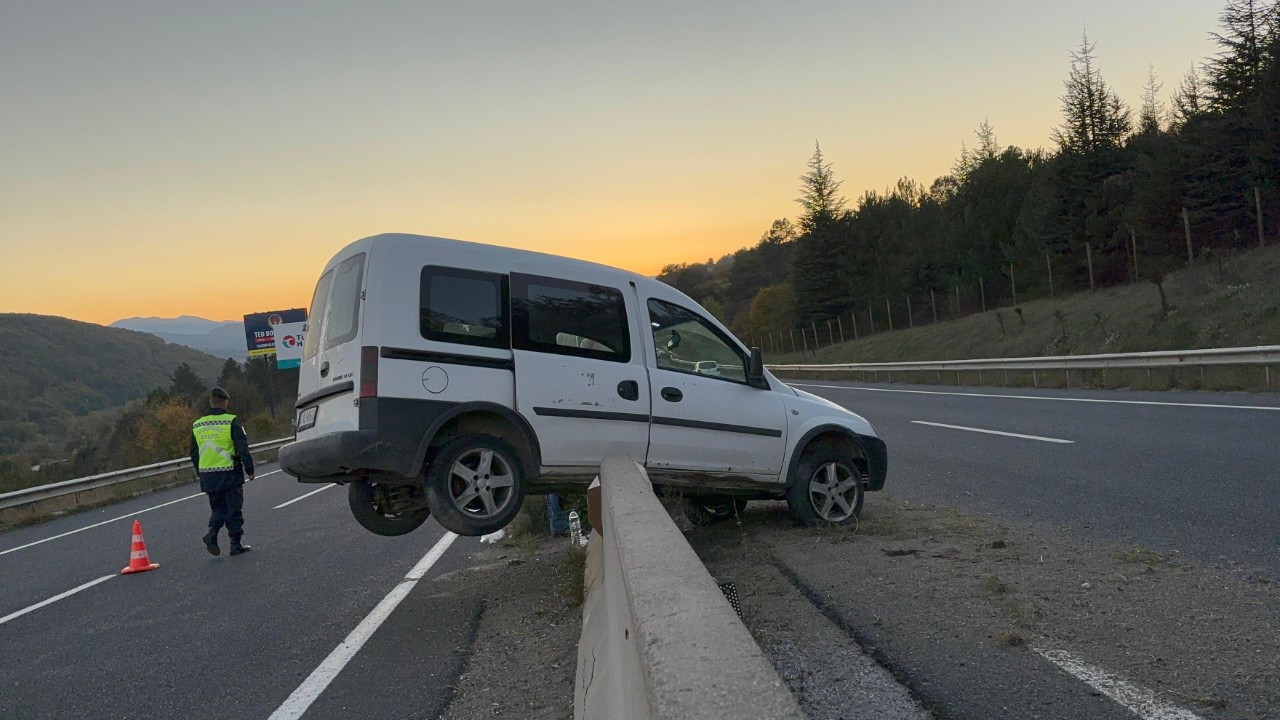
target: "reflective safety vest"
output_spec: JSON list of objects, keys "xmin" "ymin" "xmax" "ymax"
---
[{"xmin": 193, "ymin": 413, "xmax": 237, "ymax": 472}]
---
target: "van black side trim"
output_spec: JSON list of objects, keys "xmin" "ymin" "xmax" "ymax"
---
[
  {"xmin": 533, "ymin": 407, "xmax": 651, "ymax": 423},
  {"xmin": 381, "ymin": 346, "xmax": 515, "ymax": 371},
  {"xmin": 651, "ymin": 416, "xmax": 783, "ymax": 437},
  {"xmin": 296, "ymin": 381, "xmax": 354, "ymax": 409}
]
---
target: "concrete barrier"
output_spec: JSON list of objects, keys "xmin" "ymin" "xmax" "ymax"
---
[{"xmin": 575, "ymin": 457, "xmax": 804, "ymax": 720}]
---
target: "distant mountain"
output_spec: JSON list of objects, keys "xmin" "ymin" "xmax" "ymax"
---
[
  {"xmin": 110, "ymin": 315, "xmax": 248, "ymax": 360},
  {"xmin": 0, "ymin": 314, "xmax": 226, "ymax": 456}
]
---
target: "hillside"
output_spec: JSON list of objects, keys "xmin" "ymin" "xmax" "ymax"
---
[
  {"xmin": 110, "ymin": 316, "xmax": 248, "ymax": 359},
  {"xmin": 0, "ymin": 314, "xmax": 226, "ymax": 457},
  {"xmin": 766, "ymin": 245, "xmax": 1280, "ymax": 392}
]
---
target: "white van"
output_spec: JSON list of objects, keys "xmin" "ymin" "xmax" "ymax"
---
[{"xmin": 279, "ymin": 234, "xmax": 887, "ymax": 537}]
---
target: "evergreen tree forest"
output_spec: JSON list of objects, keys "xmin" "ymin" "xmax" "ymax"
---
[{"xmin": 657, "ymin": 2, "xmax": 1280, "ymax": 349}]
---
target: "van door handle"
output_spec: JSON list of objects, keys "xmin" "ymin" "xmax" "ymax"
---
[
  {"xmin": 660, "ymin": 387, "xmax": 683, "ymax": 402},
  {"xmin": 320, "ymin": 361, "xmax": 330, "ymax": 378},
  {"xmin": 617, "ymin": 380, "xmax": 639, "ymax": 401}
]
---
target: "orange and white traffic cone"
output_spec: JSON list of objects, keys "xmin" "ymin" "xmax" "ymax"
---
[{"xmin": 121, "ymin": 519, "xmax": 160, "ymax": 574}]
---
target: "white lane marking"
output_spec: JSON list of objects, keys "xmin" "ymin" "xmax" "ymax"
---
[
  {"xmin": 0, "ymin": 467, "xmax": 281, "ymax": 557},
  {"xmin": 911, "ymin": 420, "xmax": 1074, "ymax": 444},
  {"xmin": 0, "ymin": 575, "xmax": 116, "ymax": 626},
  {"xmin": 257, "ymin": 470, "xmax": 282, "ymax": 479},
  {"xmin": 793, "ymin": 383, "xmax": 1280, "ymax": 411},
  {"xmin": 0, "ymin": 493, "xmax": 203, "ymax": 557},
  {"xmin": 1033, "ymin": 646, "xmax": 1205, "ymax": 720},
  {"xmin": 267, "ymin": 532, "xmax": 459, "ymax": 720},
  {"xmin": 273, "ymin": 484, "xmax": 337, "ymax": 509}
]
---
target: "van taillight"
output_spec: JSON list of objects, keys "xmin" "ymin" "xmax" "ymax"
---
[{"xmin": 360, "ymin": 346, "xmax": 379, "ymax": 398}]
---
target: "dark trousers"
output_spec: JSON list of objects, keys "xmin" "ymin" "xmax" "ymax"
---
[{"xmin": 207, "ymin": 486, "xmax": 245, "ymax": 540}]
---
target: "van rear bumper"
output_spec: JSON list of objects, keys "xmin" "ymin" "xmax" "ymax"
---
[{"xmin": 279, "ymin": 431, "xmax": 414, "ymax": 482}]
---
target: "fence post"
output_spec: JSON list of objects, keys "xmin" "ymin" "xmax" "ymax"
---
[
  {"xmin": 836, "ymin": 316, "xmax": 844, "ymax": 344},
  {"xmin": 1086, "ymin": 242, "xmax": 1096, "ymax": 290},
  {"xmin": 826, "ymin": 319, "xmax": 834, "ymax": 345},
  {"xmin": 1182, "ymin": 207, "xmax": 1193, "ymax": 265},
  {"xmin": 979, "ymin": 277, "xmax": 986, "ymax": 312},
  {"xmin": 1045, "ymin": 250, "xmax": 1054, "ymax": 298},
  {"xmin": 811, "ymin": 321, "xmax": 819, "ymax": 350},
  {"xmin": 906, "ymin": 295, "xmax": 913, "ymax": 328},
  {"xmin": 954, "ymin": 284, "xmax": 961, "ymax": 316},
  {"xmin": 1009, "ymin": 263, "xmax": 1016, "ymax": 305},
  {"xmin": 852, "ymin": 312, "xmax": 859, "ymax": 340},
  {"xmin": 868, "ymin": 308, "xmax": 875, "ymax": 333},
  {"xmin": 801, "ymin": 328, "xmax": 808, "ymax": 354},
  {"xmin": 886, "ymin": 298, "xmax": 894, "ymax": 332},
  {"xmin": 789, "ymin": 328, "xmax": 796, "ymax": 353},
  {"xmin": 931, "ymin": 290, "xmax": 937, "ymax": 323},
  {"xmin": 1131, "ymin": 228, "xmax": 1139, "ymax": 281},
  {"xmin": 1257, "ymin": 187, "xmax": 1266, "ymax": 248}
]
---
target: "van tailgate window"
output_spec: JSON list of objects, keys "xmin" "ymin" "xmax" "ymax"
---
[{"xmin": 323, "ymin": 253, "xmax": 366, "ymax": 350}]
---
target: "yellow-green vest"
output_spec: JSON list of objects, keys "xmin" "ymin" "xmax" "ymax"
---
[{"xmin": 193, "ymin": 413, "xmax": 237, "ymax": 472}]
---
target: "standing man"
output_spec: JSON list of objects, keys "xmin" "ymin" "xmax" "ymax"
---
[{"xmin": 190, "ymin": 387, "xmax": 255, "ymax": 556}]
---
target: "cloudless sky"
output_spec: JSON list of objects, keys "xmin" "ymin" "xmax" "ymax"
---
[{"xmin": 0, "ymin": 1, "xmax": 1222, "ymax": 324}]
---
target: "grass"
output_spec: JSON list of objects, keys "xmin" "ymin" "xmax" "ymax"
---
[
  {"xmin": 768, "ymin": 245, "xmax": 1280, "ymax": 392},
  {"xmin": 556, "ymin": 543, "xmax": 588, "ymax": 607}
]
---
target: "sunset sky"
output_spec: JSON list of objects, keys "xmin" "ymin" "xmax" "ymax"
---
[{"xmin": 1, "ymin": 1, "xmax": 1222, "ymax": 325}]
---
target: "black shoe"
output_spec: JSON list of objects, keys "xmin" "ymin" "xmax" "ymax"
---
[
  {"xmin": 203, "ymin": 531, "xmax": 221, "ymax": 556},
  {"xmin": 229, "ymin": 543, "xmax": 252, "ymax": 556}
]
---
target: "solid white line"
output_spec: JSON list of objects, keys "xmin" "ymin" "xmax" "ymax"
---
[
  {"xmin": 0, "ymin": 493, "xmax": 204, "ymax": 557},
  {"xmin": 267, "ymin": 532, "xmax": 459, "ymax": 720},
  {"xmin": 257, "ymin": 469, "xmax": 282, "ymax": 479},
  {"xmin": 1033, "ymin": 646, "xmax": 1205, "ymax": 720},
  {"xmin": 273, "ymin": 484, "xmax": 336, "ymax": 509},
  {"xmin": 0, "ymin": 575, "xmax": 116, "ymax": 626},
  {"xmin": 793, "ymin": 383, "xmax": 1280, "ymax": 411},
  {"xmin": 911, "ymin": 420, "xmax": 1074, "ymax": 444}
]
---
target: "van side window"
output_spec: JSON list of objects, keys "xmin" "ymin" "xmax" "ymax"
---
[
  {"xmin": 420, "ymin": 267, "xmax": 510, "ymax": 349},
  {"xmin": 323, "ymin": 253, "xmax": 367, "ymax": 351},
  {"xmin": 648, "ymin": 299, "xmax": 747, "ymax": 383},
  {"xmin": 303, "ymin": 270, "xmax": 333, "ymax": 362},
  {"xmin": 511, "ymin": 274, "xmax": 631, "ymax": 362}
]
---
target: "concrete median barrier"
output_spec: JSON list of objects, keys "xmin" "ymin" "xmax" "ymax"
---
[{"xmin": 575, "ymin": 457, "xmax": 804, "ymax": 720}]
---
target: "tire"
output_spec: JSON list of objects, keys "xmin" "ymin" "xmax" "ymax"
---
[
  {"xmin": 425, "ymin": 434, "xmax": 526, "ymax": 537},
  {"xmin": 348, "ymin": 480, "xmax": 431, "ymax": 536},
  {"xmin": 785, "ymin": 445, "xmax": 864, "ymax": 527},
  {"xmin": 685, "ymin": 495, "xmax": 749, "ymax": 527}
]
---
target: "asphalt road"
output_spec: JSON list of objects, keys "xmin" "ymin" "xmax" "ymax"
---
[
  {"xmin": 793, "ymin": 380, "xmax": 1280, "ymax": 576},
  {"xmin": 0, "ymin": 465, "xmax": 485, "ymax": 719}
]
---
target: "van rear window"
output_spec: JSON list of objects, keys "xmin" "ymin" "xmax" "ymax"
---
[
  {"xmin": 322, "ymin": 253, "xmax": 366, "ymax": 351},
  {"xmin": 302, "ymin": 270, "xmax": 333, "ymax": 362},
  {"xmin": 420, "ymin": 267, "xmax": 509, "ymax": 349}
]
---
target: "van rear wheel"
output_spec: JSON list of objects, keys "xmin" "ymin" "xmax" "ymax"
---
[
  {"xmin": 348, "ymin": 481, "xmax": 431, "ymax": 536},
  {"xmin": 426, "ymin": 434, "xmax": 526, "ymax": 537}
]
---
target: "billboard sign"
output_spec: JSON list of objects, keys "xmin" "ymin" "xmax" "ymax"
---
[
  {"xmin": 274, "ymin": 322, "xmax": 306, "ymax": 369},
  {"xmin": 243, "ymin": 308, "xmax": 307, "ymax": 358}
]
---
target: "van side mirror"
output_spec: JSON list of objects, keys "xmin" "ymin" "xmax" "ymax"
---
[{"xmin": 747, "ymin": 347, "xmax": 768, "ymax": 389}]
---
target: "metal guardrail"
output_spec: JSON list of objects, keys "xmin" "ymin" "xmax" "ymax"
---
[
  {"xmin": 767, "ymin": 345, "xmax": 1280, "ymax": 374},
  {"xmin": 0, "ymin": 437, "xmax": 293, "ymax": 511}
]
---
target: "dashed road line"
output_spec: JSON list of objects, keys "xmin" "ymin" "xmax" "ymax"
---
[
  {"xmin": 911, "ymin": 420, "xmax": 1074, "ymax": 444},
  {"xmin": 1034, "ymin": 646, "xmax": 1205, "ymax": 720},
  {"xmin": 266, "ymin": 531, "xmax": 459, "ymax": 720},
  {"xmin": 0, "ymin": 575, "xmax": 116, "ymax": 626},
  {"xmin": 273, "ymin": 484, "xmax": 337, "ymax": 509}
]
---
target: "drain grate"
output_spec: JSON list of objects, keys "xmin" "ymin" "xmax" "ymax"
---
[{"xmin": 717, "ymin": 579, "xmax": 742, "ymax": 619}]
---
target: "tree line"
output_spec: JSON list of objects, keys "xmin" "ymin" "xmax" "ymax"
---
[{"xmin": 658, "ymin": 1, "xmax": 1280, "ymax": 349}]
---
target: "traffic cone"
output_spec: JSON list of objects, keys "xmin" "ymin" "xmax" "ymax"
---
[{"xmin": 121, "ymin": 519, "xmax": 160, "ymax": 574}]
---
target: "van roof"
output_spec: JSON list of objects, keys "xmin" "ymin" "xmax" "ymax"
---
[{"xmin": 338, "ymin": 233, "xmax": 653, "ymax": 285}]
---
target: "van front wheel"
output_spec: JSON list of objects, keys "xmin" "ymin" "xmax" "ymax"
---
[
  {"xmin": 426, "ymin": 434, "xmax": 526, "ymax": 537},
  {"xmin": 785, "ymin": 446, "xmax": 864, "ymax": 527},
  {"xmin": 348, "ymin": 481, "xmax": 431, "ymax": 536}
]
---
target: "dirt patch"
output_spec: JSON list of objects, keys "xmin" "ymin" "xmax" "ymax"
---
[
  {"xmin": 437, "ymin": 535, "xmax": 584, "ymax": 720},
  {"xmin": 688, "ymin": 498, "xmax": 1279, "ymax": 720}
]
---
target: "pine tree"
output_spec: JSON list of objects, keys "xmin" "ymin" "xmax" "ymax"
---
[
  {"xmin": 1169, "ymin": 65, "xmax": 1206, "ymax": 130},
  {"xmin": 975, "ymin": 117, "xmax": 1001, "ymax": 161},
  {"xmin": 1052, "ymin": 31, "xmax": 1132, "ymax": 155},
  {"xmin": 1207, "ymin": 0, "xmax": 1280, "ymax": 112},
  {"xmin": 790, "ymin": 143, "xmax": 851, "ymax": 323},
  {"xmin": 795, "ymin": 142, "xmax": 847, "ymax": 231},
  {"xmin": 1137, "ymin": 65, "xmax": 1164, "ymax": 135}
]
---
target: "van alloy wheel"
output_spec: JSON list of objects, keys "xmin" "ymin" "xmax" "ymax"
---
[
  {"xmin": 785, "ymin": 445, "xmax": 864, "ymax": 527},
  {"xmin": 426, "ymin": 433, "xmax": 527, "ymax": 536},
  {"xmin": 807, "ymin": 461, "xmax": 860, "ymax": 522}
]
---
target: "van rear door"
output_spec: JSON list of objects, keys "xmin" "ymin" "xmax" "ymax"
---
[{"xmin": 296, "ymin": 252, "xmax": 367, "ymax": 437}]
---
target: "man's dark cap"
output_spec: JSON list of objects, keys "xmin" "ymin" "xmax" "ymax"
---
[{"xmin": 211, "ymin": 387, "xmax": 231, "ymax": 400}]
